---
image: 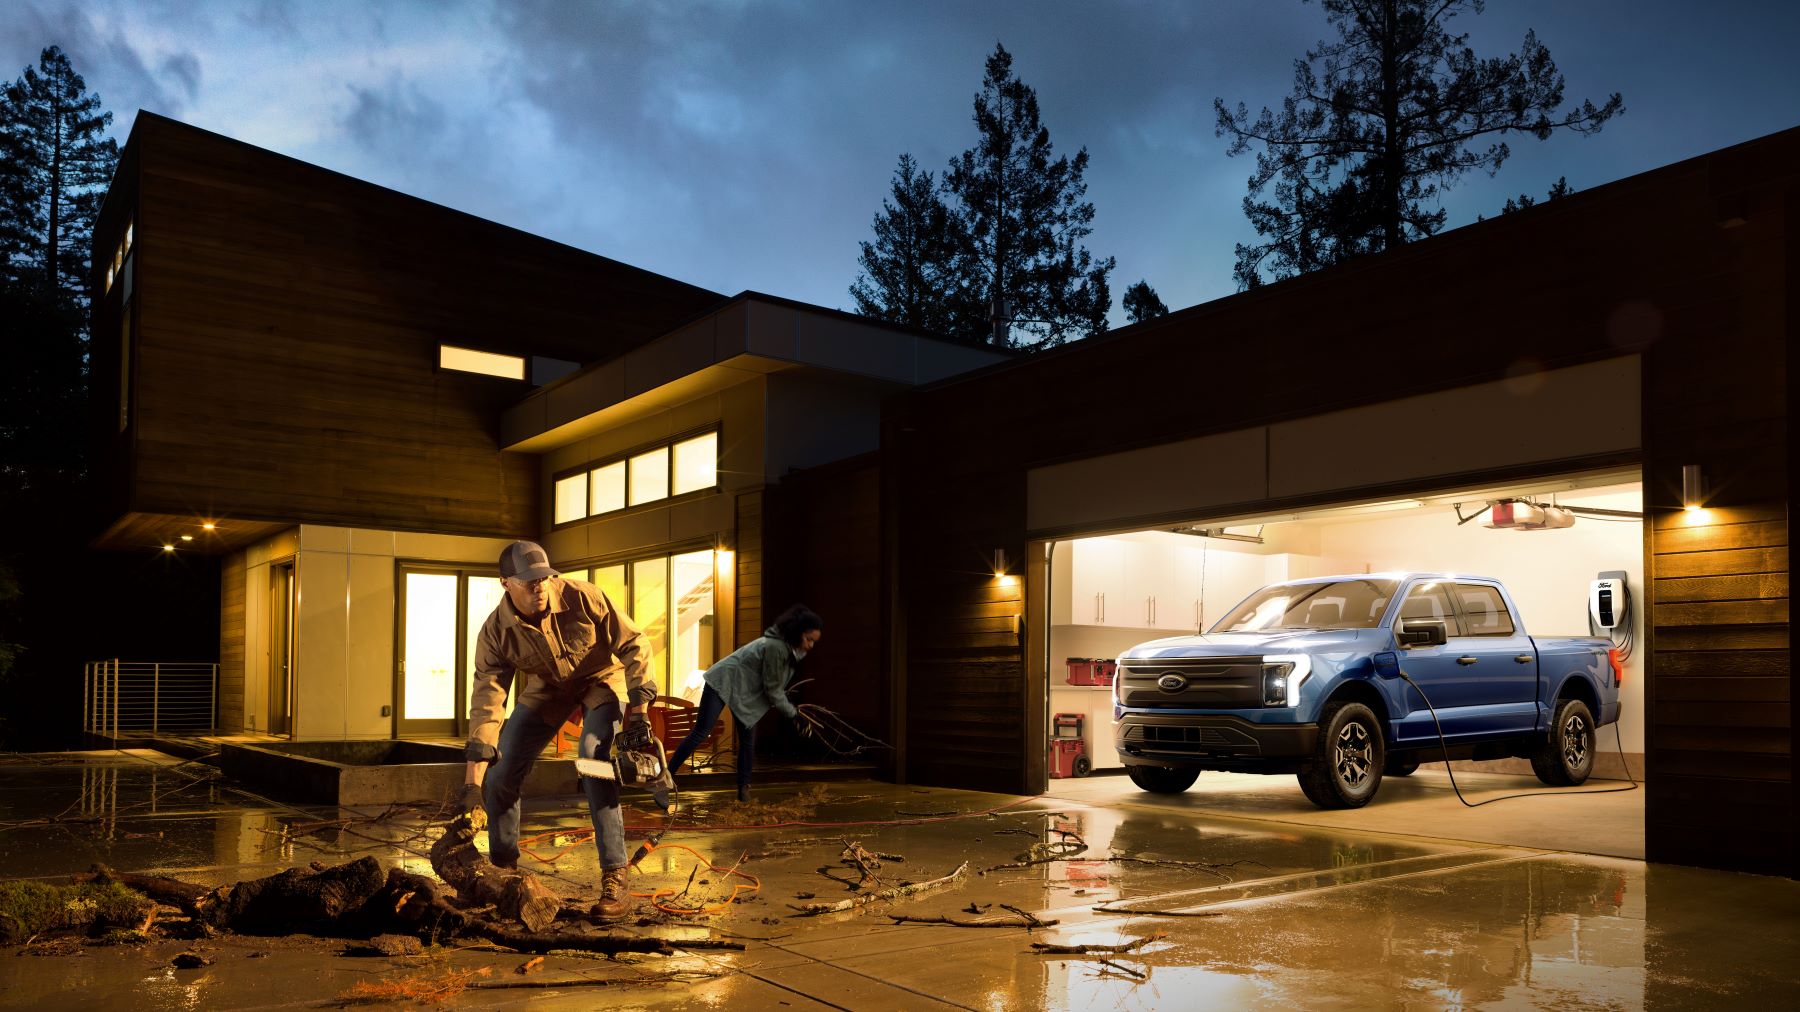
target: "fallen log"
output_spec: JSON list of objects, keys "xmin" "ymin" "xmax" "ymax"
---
[
  {"xmin": 73, "ymin": 865, "xmax": 209, "ymax": 917},
  {"xmin": 429, "ymin": 812, "xmax": 561, "ymax": 932},
  {"xmin": 888, "ymin": 913, "xmax": 1058, "ymax": 928},
  {"xmin": 789, "ymin": 862, "xmax": 968, "ymax": 916},
  {"xmin": 200, "ymin": 856, "xmax": 389, "ymax": 934}
]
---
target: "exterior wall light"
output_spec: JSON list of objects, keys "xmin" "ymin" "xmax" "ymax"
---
[
  {"xmin": 1681, "ymin": 464, "xmax": 1706, "ymax": 512},
  {"xmin": 162, "ymin": 544, "xmax": 175, "ymax": 552},
  {"xmin": 993, "ymin": 548, "xmax": 1008, "ymax": 578}
]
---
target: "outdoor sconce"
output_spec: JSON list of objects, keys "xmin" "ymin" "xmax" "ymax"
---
[
  {"xmin": 1682, "ymin": 464, "xmax": 1706, "ymax": 512},
  {"xmin": 993, "ymin": 549, "xmax": 1008, "ymax": 578}
]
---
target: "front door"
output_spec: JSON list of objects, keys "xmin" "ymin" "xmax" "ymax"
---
[
  {"xmin": 399, "ymin": 570, "xmax": 460, "ymax": 736},
  {"xmin": 268, "ymin": 562, "xmax": 295, "ymax": 736}
]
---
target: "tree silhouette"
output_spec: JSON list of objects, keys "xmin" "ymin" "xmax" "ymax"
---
[
  {"xmin": 1216, "ymin": 1, "xmax": 1621, "ymax": 288},
  {"xmin": 1, "ymin": 45, "xmax": 119, "ymax": 306},
  {"xmin": 1122, "ymin": 280, "xmax": 1168, "ymax": 324}
]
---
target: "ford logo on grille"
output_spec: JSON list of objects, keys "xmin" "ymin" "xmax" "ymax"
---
[{"xmin": 1157, "ymin": 673, "xmax": 1187, "ymax": 692}]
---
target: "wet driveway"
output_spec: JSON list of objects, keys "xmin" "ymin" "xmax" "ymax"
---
[{"xmin": 0, "ymin": 750, "xmax": 1794, "ymax": 1009}]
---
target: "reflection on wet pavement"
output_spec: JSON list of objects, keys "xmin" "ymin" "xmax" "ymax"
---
[{"xmin": 0, "ymin": 750, "xmax": 1794, "ymax": 1009}]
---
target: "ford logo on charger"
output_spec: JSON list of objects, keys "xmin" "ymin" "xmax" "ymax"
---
[{"xmin": 1157, "ymin": 673, "xmax": 1187, "ymax": 692}]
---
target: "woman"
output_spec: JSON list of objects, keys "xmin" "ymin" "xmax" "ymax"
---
[{"xmin": 668, "ymin": 604, "xmax": 822, "ymax": 802}]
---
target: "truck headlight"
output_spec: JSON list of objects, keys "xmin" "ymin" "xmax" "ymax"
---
[{"xmin": 1261, "ymin": 654, "xmax": 1312, "ymax": 707}]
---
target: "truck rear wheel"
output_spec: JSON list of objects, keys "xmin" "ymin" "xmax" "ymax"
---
[
  {"xmin": 1531, "ymin": 698, "xmax": 1596, "ymax": 786},
  {"xmin": 1127, "ymin": 765, "xmax": 1199, "ymax": 794},
  {"xmin": 1298, "ymin": 702, "xmax": 1385, "ymax": 809}
]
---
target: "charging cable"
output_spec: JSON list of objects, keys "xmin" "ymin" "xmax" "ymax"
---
[{"xmin": 1397, "ymin": 670, "xmax": 1638, "ymax": 807}]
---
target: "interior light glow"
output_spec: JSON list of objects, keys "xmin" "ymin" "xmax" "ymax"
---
[
  {"xmin": 202, "ymin": 522, "xmax": 216, "ymax": 531},
  {"xmin": 162, "ymin": 544, "xmax": 175, "ymax": 552},
  {"xmin": 1358, "ymin": 498, "xmax": 1425, "ymax": 513},
  {"xmin": 179, "ymin": 535, "xmax": 193, "ymax": 542},
  {"xmin": 439, "ymin": 344, "xmax": 526, "ymax": 380}
]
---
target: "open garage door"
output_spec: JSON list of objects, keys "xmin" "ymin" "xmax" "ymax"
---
[{"xmin": 1028, "ymin": 468, "xmax": 1646, "ymax": 855}]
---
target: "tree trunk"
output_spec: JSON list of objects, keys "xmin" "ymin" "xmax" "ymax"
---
[{"xmin": 428, "ymin": 811, "xmax": 562, "ymax": 932}]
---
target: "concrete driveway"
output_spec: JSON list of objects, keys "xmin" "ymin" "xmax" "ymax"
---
[{"xmin": 0, "ymin": 751, "xmax": 1791, "ymax": 1009}]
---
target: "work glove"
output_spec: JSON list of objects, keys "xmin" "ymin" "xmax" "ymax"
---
[{"xmin": 455, "ymin": 782, "xmax": 488, "ymax": 831}]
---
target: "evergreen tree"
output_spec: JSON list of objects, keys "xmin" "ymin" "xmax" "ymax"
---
[
  {"xmin": 1122, "ymin": 280, "xmax": 1168, "ymax": 323},
  {"xmin": 1216, "ymin": 1, "xmax": 1622, "ymax": 289},
  {"xmin": 945, "ymin": 44, "xmax": 1113, "ymax": 348},
  {"xmin": 850, "ymin": 155, "xmax": 970, "ymax": 338},
  {"xmin": 1499, "ymin": 175, "xmax": 1575, "ymax": 215},
  {"xmin": 0, "ymin": 45, "xmax": 119, "ymax": 305}
]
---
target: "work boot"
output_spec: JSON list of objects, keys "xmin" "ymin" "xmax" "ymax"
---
[{"xmin": 590, "ymin": 867, "xmax": 630, "ymax": 921}]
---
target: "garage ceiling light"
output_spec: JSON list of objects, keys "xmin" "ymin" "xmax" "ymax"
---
[{"xmin": 1356, "ymin": 499, "xmax": 1425, "ymax": 513}]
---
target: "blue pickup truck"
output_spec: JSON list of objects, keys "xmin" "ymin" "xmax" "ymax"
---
[{"xmin": 1113, "ymin": 573, "xmax": 1621, "ymax": 808}]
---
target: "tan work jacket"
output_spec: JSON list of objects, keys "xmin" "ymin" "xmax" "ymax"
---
[{"xmin": 467, "ymin": 577, "xmax": 654, "ymax": 753}]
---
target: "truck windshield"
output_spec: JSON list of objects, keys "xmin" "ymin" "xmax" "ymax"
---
[{"xmin": 1211, "ymin": 579, "xmax": 1399, "ymax": 633}]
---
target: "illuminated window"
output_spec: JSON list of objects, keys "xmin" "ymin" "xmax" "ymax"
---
[
  {"xmin": 671, "ymin": 432, "xmax": 718, "ymax": 495},
  {"xmin": 439, "ymin": 344, "xmax": 525, "ymax": 380},
  {"xmin": 590, "ymin": 461, "xmax": 626, "ymax": 515},
  {"xmin": 561, "ymin": 553, "xmax": 715, "ymax": 699},
  {"xmin": 553, "ymin": 472, "xmax": 587, "ymax": 525},
  {"xmin": 629, "ymin": 447, "xmax": 669, "ymax": 506}
]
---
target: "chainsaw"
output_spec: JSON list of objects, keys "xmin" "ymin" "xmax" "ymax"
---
[{"xmin": 574, "ymin": 716, "xmax": 675, "ymax": 813}]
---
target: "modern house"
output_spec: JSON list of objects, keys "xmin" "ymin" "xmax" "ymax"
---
[{"xmin": 89, "ymin": 113, "xmax": 1792, "ymax": 876}]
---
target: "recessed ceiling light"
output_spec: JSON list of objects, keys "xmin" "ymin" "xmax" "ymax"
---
[
  {"xmin": 202, "ymin": 522, "xmax": 216, "ymax": 531},
  {"xmin": 162, "ymin": 544, "xmax": 175, "ymax": 552},
  {"xmin": 180, "ymin": 535, "xmax": 194, "ymax": 541}
]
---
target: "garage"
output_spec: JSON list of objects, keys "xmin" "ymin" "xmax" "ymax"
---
[
  {"xmin": 1033, "ymin": 466, "xmax": 1646, "ymax": 853},
  {"xmin": 886, "ymin": 131, "xmax": 1790, "ymax": 876}
]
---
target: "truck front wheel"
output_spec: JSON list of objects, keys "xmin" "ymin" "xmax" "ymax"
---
[
  {"xmin": 1298, "ymin": 702, "xmax": 1385, "ymax": 809},
  {"xmin": 1127, "ymin": 765, "xmax": 1199, "ymax": 794},
  {"xmin": 1530, "ymin": 698, "xmax": 1596, "ymax": 786}
]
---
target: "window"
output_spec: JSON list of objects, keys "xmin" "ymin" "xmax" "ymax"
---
[
  {"xmin": 105, "ymin": 217, "xmax": 133, "ymax": 294},
  {"xmin": 553, "ymin": 430, "xmax": 719, "ymax": 525},
  {"xmin": 1398, "ymin": 582, "xmax": 1464, "ymax": 636},
  {"xmin": 671, "ymin": 432, "xmax": 718, "ymax": 495},
  {"xmin": 560, "ymin": 553, "xmax": 716, "ymax": 700},
  {"xmin": 1453, "ymin": 583, "xmax": 1516, "ymax": 636},
  {"xmin": 553, "ymin": 472, "xmax": 587, "ymax": 525},
  {"xmin": 1213, "ymin": 579, "xmax": 1397, "ymax": 633},
  {"xmin": 628, "ymin": 447, "xmax": 669, "ymax": 506},
  {"xmin": 590, "ymin": 461, "xmax": 626, "ymax": 514},
  {"xmin": 439, "ymin": 344, "xmax": 525, "ymax": 380}
]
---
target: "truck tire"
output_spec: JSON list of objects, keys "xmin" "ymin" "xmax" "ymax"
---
[
  {"xmin": 1298, "ymin": 702, "xmax": 1385, "ymax": 809},
  {"xmin": 1531, "ymin": 698, "xmax": 1596, "ymax": 786},
  {"xmin": 1127, "ymin": 765, "xmax": 1199, "ymax": 794},
  {"xmin": 1384, "ymin": 756, "xmax": 1420, "ymax": 777}
]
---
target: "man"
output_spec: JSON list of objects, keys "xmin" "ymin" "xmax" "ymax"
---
[{"xmin": 459, "ymin": 540, "xmax": 655, "ymax": 920}]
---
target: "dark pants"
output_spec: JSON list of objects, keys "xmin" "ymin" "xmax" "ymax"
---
[
  {"xmin": 668, "ymin": 685, "xmax": 756, "ymax": 791},
  {"xmin": 484, "ymin": 700, "xmax": 626, "ymax": 869}
]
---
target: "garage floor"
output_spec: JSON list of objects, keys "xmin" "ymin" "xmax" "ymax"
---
[
  {"xmin": 1057, "ymin": 766, "xmax": 1646, "ymax": 859},
  {"xmin": 3, "ymin": 752, "xmax": 1791, "ymax": 1009}
]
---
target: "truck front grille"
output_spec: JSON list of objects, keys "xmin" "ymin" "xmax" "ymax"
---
[{"xmin": 1117, "ymin": 656, "xmax": 1265, "ymax": 709}]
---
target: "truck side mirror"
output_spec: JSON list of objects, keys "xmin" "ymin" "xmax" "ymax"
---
[{"xmin": 1396, "ymin": 620, "xmax": 1448, "ymax": 649}]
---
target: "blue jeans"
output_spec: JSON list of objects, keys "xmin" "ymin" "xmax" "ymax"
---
[
  {"xmin": 668, "ymin": 685, "xmax": 756, "ymax": 791},
  {"xmin": 484, "ymin": 700, "xmax": 627, "ymax": 869}
]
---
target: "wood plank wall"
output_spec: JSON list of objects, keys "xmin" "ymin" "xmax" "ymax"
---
[
  {"xmin": 883, "ymin": 125, "xmax": 1796, "ymax": 881},
  {"xmin": 1640, "ymin": 146, "xmax": 1793, "ymax": 875},
  {"xmin": 93, "ymin": 113, "xmax": 721, "ymax": 543},
  {"xmin": 218, "ymin": 551, "xmax": 247, "ymax": 732},
  {"xmin": 735, "ymin": 490, "xmax": 764, "ymax": 648},
  {"xmin": 764, "ymin": 456, "xmax": 888, "ymax": 772}
]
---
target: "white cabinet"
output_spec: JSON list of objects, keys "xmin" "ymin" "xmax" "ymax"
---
[{"xmin": 1068, "ymin": 538, "xmax": 1126, "ymax": 626}]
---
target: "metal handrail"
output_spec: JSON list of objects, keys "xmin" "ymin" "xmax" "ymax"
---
[{"xmin": 82, "ymin": 660, "xmax": 219, "ymax": 736}]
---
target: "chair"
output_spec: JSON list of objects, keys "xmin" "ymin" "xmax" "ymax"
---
[
  {"xmin": 553, "ymin": 704, "xmax": 583, "ymax": 757},
  {"xmin": 649, "ymin": 694, "xmax": 731, "ymax": 771}
]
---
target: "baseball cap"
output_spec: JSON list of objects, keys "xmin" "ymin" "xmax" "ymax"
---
[{"xmin": 499, "ymin": 541, "xmax": 558, "ymax": 582}]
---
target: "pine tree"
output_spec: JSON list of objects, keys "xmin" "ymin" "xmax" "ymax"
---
[
  {"xmin": 1499, "ymin": 175, "xmax": 1575, "ymax": 215},
  {"xmin": 850, "ymin": 155, "xmax": 971, "ymax": 338},
  {"xmin": 1216, "ymin": 1, "xmax": 1621, "ymax": 289},
  {"xmin": 0, "ymin": 46, "xmax": 119, "ymax": 306},
  {"xmin": 1122, "ymin": 280, "xmax": 1168, "ymax": 323},
  {"xmin": 945, "ymin": 44, "xmax": 1113, "ymax": 349}
]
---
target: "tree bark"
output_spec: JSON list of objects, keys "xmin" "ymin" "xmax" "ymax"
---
[{"xmin": 428, "ymin": 811, "xmax": 561, "ymax": 932}]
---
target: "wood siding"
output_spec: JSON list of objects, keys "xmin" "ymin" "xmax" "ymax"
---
[
  {"xmin": 765, "ymin": 456, "xmax": 887, "ymax": 773},
  {"xmin": 219, "ymin": 550, "xmax": 247, "ymax": 732},
  {"xmin": 735, "ymin": 490, "xmax": 764, "ymax": 648},
  {"xmin": 885, "ymin": 127, "xmax": 1794, "ymax": 878},
  {"xmin": 88, "ymin": 113, "xmax": 723, "ymax": 546}
]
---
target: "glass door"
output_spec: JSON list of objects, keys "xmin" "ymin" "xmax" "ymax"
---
[{"xmin": 399, "ymin": 571, "xmax": 459, "ymax": 736}]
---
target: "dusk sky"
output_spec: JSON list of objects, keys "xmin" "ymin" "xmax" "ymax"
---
[{"xmin": 6, "ymin": 1, "xmax": 1797, "ymax": 323}]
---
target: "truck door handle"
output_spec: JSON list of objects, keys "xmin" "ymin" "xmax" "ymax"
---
[
  {"xmin": 1456, "ymin": 656, "xmax": 1478, "ymax": 665},
  {"xmin": 1514, "ymin": 654, "xmax": 1533, "ymax": 664}
]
